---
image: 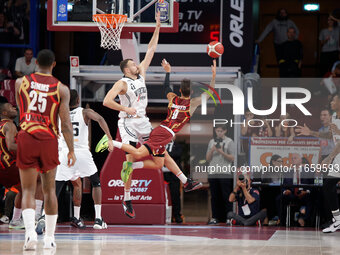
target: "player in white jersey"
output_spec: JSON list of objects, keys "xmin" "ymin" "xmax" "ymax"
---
[
  {"xmin": 103, "ymin": 12, "xmax": 202, "ymax": 219},
  {"xmin": 55, "ymin": 90, "xmax": 113, "ymax": 229},
  {"xmin": 296, "ymin": 93, "xmax": 340, "ymax": 233}
]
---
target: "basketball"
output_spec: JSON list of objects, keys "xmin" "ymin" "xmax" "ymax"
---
[{"xmin": 207, "ymin": 41, "xmax": 224, "ymax": 58}]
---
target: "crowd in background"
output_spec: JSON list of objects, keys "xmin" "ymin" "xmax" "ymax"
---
[{"xmin": 0, "ymin": 0, "xmax": 30, "ymax": 75}]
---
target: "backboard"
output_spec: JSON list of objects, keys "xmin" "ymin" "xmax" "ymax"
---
[{"xmin": 47, "ymin": 0, "xmax": 178, "ymax": 33}]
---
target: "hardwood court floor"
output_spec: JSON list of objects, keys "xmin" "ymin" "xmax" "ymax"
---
[{"xmin": 1, "ymin": 223, "xmax": 340, "ymax": 255}]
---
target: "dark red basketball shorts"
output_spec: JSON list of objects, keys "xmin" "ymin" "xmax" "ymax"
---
[
  {"xmin": 16, "ymin": 131, "xmax": 59, "ymax": 173},
  {"xmin": 144, "ymin": 125, "xmax": 174, "ymax": 157},
  {"xmin": 0, "ymin": 164, "xmax": 20, "ymax": 188}
]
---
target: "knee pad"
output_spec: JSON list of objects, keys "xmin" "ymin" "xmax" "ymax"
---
[{"xmin": 90, "ymin": 172, "xmax": 101, "ymax": 187}]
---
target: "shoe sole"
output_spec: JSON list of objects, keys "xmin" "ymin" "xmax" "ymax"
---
[
  {"xmin": 70, "ymin": 222, "xmax": 86, "ymax": 229},
  {"xmin": 95, "ymin": 135, "xmax": 108, "ymax": 153},
  {"xmin": 43, "ymin": 241, "xmax": 57, "ymax": 249},
  {"xmin": 23, "ymin": 239, "xmax": 37, "ymax": 250},
  {"xmin": 124, "ymin": 211, "xmax": 136, "ymax": 219},
  {"xmin": 122, "ymin": 202, "xmax": 136, "ymax": 219},
  {"xmin": 323, "ymin": 229, "xmax": 339, "ymax": 233},
  {"xmin": 93, "ymin": 223, "xmax": 108, "ymax": 230},
  {"xmin": 9, "ymin": 225, "xmax": 25, "ymax": 229},
  {"xmin": 121, "ymin": 162, "xmax": 133, "ymax": 183},
  {"xmin": 184, "ymin": 182, "xmax": 203, "ymax": 192}
]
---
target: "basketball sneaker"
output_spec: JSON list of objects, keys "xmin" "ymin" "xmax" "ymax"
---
[
  {"xmin": 0, "ymin": 215, "xmax": 9, "ymax": 224},
  {"xmin": 95, "ymin": 134, "xmax": 108, "ymax": 153},
  {"xmin": 23, "ymin": 231, "xmax": 38, "ymax": 251},
  {"xmin": 122, "ymin": 200, "xmax": 135, "ymax": 219},
  {"xmin": 183, "ymin": 178, "xmax": 203, "ymax": 192},
  {"xmin": 70, "ymin": 217, "xmax": 86, "ymax": 229},
  {"xmin": 256, "ymin": 220, "xmax": 262, "ymax": 227},
  {"xmin": 9, "ymin": 218, "xmax": 25, "ymax": 229},
  {"xmin": 43, "ymin": 236, "xmax": 56, "ymax": 249},
  {"xmin": 173, "ymin": 215, "xmax": 183, "ymax": 224},
  {"xmin": 208, "ymin": 218, "xmax": 219, "ymax": 225},
  {"xmin": 322, "ymin": 219, "xmax": 340, "ymax": 233},
  {"xmin": 35, "ymin": 215, "xmax": 45, "ymax": 235},
  {"xmin": 93, "ymin": 218, "xmax": 108, "ymax": 229},
  {"xmin": 121, "ymin": 161, "xmax": 133, "ymax": 183}
]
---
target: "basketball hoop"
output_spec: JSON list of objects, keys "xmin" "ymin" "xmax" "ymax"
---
[{"xmin": 92, "ymin": 14, "xmax": 127, "ymax": 50}]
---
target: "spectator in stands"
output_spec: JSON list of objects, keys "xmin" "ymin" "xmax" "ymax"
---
[
  {"xmin": 319, "ymin": 108, "xmax": 335, "ymax": 161},
  {"xmin": 6, "ymin": 0, "xmax": 30, "ymax": 44},
  {"xmin": 206, "ymin": 125, "xmax": 235, "ymax": 225},
  {"xmin": 320, "ymin": 63, "xmax": 340, "ymax": 96},
  {"xmin": 14, "ymin": 48, "xmax": 37, "ymax": 77},
  {"xmin": 278, "ymin": 27, "xmax": 303, "ymax": 78},
  {"xmin": 265, "ymin": 154, "xmax": 283, "ymax": 184},
  {"xmin": 319, "ymin": 16, "xmax": 340, "ymax": 77},
  {"xmin": 0, "ymin": 12, "xmax": 10, "ymax": 69},
  {"xmin": 227, "ymin": 174, "xmax": 267, "ymax": 226},
  {"xmin": 274, "ymin": 113, "xmax": 295, "ymax": 141},
  {"xmin": 162, "ymin": 141, "xmax": 183, "ymax": 224},
  {"xmin": 276, "ymin": 153, "xmax": 314, "ymax": 227},
  {"xmin": 256, "ymin": 8, "xmax": 299, "ymax": 62},
  {"xmin": 241, "ymin": 109, "xmax": 273, "ymax": 162},
  {"xmin": 241, "ymin": 109, "xmax": 273, "ymax": 137},
  {"xmin": 0, "ymin": 12, "xmax": 19, "ymax": 69},
  {"xmin": 257, "ymin": 154, "xmax": 283, "ymax": 226}
]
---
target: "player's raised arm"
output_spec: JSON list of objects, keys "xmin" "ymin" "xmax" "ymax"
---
[
  {"xmin": 138, "ymin": 12, "xmax": 161, "ymax": 78},
  {"xmin": 4, "ymin": 121, "xmax": 18, "ymax": 152},
  {"xmin": 161, "ymin": 59, "xmax": 176, "ymax": 101},
  {"xmin": 59, "ymin": 83, "xmax": 76, "ymax": 166},
  {"xmin": 83, "ymin": 109, "xmax": 114, "ymax": 151},
  {"xmin": 103, "ymin": 80, "xmax": 136, "ymax": 116},
  {"xmin": 190, "ymin": 59, "xmax": 216, "ymax": 116}
]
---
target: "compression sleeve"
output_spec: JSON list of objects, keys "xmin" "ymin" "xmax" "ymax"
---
[{"xmin": 163, "ymin": 72, "xmax": 173, "ymax": 97}]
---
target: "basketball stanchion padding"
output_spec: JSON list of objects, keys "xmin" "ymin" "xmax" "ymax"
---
[{"xmin": 92, "ymin": 14, "xmax": 127, "ymax": 50}]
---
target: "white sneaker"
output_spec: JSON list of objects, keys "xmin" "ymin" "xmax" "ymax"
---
[
  {"xmin": 0, "ymin": 215, "xmax": 9, "ymax": 224},
  {"xmin": 322, "ymin": 220, "xmax": 340, "ymax": 233},
  {"xmin": 93, "ymin": 218, "xmax": 107, "ymax": 229},
  {"xmin": 9, "ymin": 218, "xmax": 25, "ymax": 229},
  {"xmin": 23, "ymin": 232, "xmax": 38, "ymax": 250},
  {"xmin": 43, "ymin": 236, "xmax": 56, "ymax": 249}
]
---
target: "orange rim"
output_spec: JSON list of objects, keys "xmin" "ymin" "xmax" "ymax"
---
[{"xmin": 93, "ymin": 14, "xmax": 127, "ymax": 28}]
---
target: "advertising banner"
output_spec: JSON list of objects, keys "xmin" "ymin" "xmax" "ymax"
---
[{"xmin": 250, "ymin": 137, "xmax": 320, "ymax": 167}]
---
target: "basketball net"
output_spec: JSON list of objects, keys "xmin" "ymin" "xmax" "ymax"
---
[{"xmin": 92, "ymin": 14, "xmax": 127, "ymax": 50}]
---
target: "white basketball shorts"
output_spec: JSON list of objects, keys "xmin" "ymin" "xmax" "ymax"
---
[
  {"xmin": 118, "ymin": 117, "xmax": 152, "ymax": 145},
  {"xmin": 56, "ymin": 148, "xmax": 98, "ymax": 181}
]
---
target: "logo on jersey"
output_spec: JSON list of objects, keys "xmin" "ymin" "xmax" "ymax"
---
[{"xmin": 134, "ymin": 87, "xmax": 147, "ymax": 102}]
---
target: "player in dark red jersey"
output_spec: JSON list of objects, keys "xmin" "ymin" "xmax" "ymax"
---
[
  {"xmin": 15, "ymin": 49, "xmax": 76, "ymax": 251},
  {"xmin": 0, "ymin": 97, "xmax": 23, "ymax": 229},
  {"xmin": 111, "ymin": 59, "xmax": 216, "ymax": 186}
]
